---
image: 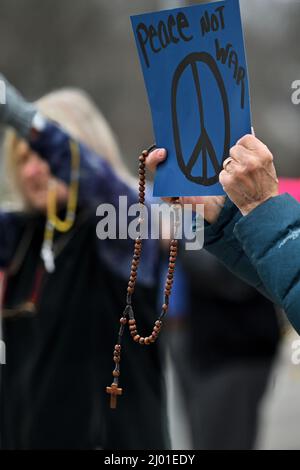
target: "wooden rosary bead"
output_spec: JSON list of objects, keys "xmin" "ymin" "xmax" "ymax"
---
[{"xmin": 108, "ymin": 147, "xmax": 180, "ymax": 409}]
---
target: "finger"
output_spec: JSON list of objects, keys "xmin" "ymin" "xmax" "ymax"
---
[
  {"xmin": 146, "ymin": 148, "xmax": 167, "ymax": 173},
  {"xmin": 219, "ymin": 170, "xmax": 244, "ymax": 201},
  {"xmin": 161, "ymin": 197, "xmax": 173, "ymax": 205},
  {"xmin": 223, "ymin": 156, "xmax": 239, "ymax": 174},
  {"xmin": 219, "ymin": 169, "xmax": 233, "ymax": 191},
  {"xmin": 229, "ymin": 144, "xmax": 251, "ymax": 165},
  {"xmin": 237, "ymin": 134, "xmax": 267, "ymax": 152}
]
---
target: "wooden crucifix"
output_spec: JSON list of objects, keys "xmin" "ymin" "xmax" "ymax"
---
[{"xmin": 106, "ymin": 383, "xmax": 122, "ymax": 409}]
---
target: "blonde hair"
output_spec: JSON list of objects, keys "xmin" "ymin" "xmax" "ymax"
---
[{"xmin": 4, "ymin": 88, "xmax": 135, "ymax": 205}]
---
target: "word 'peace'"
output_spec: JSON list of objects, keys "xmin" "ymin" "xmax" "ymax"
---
[{"xmin": 136, "ymin": 12, "xmax": 193, "ymax": 68}]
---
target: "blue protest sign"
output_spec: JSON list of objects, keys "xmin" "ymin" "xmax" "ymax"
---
[{"xmin": 131, "ymin": 0, "xmax": 251, "ymax": 197}]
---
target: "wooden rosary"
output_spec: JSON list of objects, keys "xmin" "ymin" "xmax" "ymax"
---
[{"xmin": 106, "ymin": 145, "xmax": 180, "ymax": 409}]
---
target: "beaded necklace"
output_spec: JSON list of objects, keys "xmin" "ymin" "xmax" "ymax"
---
[
  {"xmin": 106, "ymin": 146, "xmax": 180, "ymax": 409},
  {"xmin": 41, "ymin": 140, "xmax": 80, "ymax": 273}
]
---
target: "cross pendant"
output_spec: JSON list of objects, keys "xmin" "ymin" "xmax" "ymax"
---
[{"xmin": 106, "ymin": 383, "xmax": 122, "ymax": 409}]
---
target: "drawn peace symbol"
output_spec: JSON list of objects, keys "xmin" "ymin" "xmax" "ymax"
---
[{"xmin": 171, "ymin": 52, "xmax": 230, "ymax": 186}]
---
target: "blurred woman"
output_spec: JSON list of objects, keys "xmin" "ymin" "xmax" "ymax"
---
[{"xmin": 0, "ymin": 77, "xmax": 169, "ymax": 449}]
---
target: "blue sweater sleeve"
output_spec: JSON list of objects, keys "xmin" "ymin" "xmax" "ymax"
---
[
  {"xmin": 234, "ymin": 194, "xmax": 300, "ymax": 334},
  {"xmin": 29, "ymin": 120, "xmax": 159, "ymax": 286},
  {"xmin": 30, "ymin": 121, "xmax": 138, "ymax": 209},
  {"xmin": 201, "ymin": 198, "xmax": 269, "ymax": 296}
]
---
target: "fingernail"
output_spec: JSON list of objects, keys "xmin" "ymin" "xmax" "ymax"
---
[{"xmin": 158, "ymin": 149, "xmax": 166, "ymax": 158}]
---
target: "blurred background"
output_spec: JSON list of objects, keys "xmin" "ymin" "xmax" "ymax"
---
[
  {"xmin": 0, "ymin": 0, "xmax": 298, "ymax": 176},
  {"xmin": 0, "ymin": 0, "xmax": 299, "ymax": 450}
]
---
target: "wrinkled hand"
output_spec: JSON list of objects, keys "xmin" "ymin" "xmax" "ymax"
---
[
  {"xmin": 146, "ymin": 148, "xmax": 225, "ymax": 224},
  {"xmin": 219, "ymin": 135, "xmax": 279, "ymax": 216}
]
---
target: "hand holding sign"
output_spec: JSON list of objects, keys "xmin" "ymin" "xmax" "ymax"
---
[
  {"xmin": 220, "ymin": 135, "xmax": 279, "ymax": 216},
  {"xmin": 147, "ymin": 147, "xmax": 226, "ymax": 224},
  {"xmin": 131, "ymin": 0, "xmax": 251, "ymax": 197}
]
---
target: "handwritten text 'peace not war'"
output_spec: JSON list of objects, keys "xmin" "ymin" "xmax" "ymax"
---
[{"xmin": 136, "ymin": 5, "xmax": 246, "ymax": 108}]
